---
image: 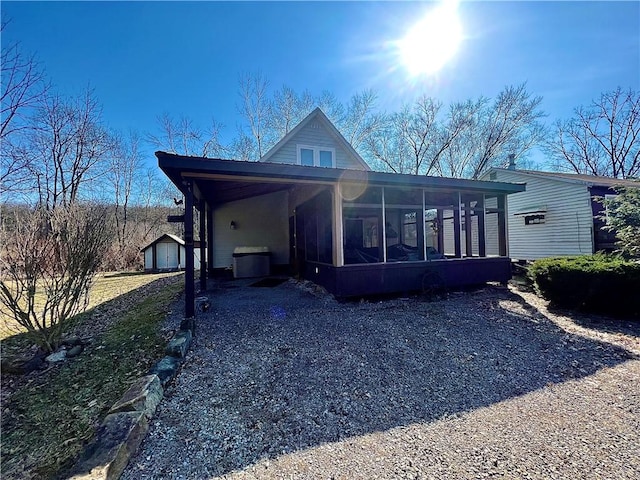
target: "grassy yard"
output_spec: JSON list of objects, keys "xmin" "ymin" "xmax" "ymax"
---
[
  {"xmin": 0, "ymin": 271, "xmax": 182, "ymax": 340},
  {"xmin": 0, "ymin": 272, "xmax": 184, "ymax": 479}
]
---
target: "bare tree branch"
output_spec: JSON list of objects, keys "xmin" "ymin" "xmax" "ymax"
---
[{"xmin": 546, "ymin": 88, "xmax": 640, "ymax": 179}]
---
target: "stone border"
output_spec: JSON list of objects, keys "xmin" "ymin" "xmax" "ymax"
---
[{"xmin": 68, "ymin": 319, "xmax": 195, "ymax": 480}]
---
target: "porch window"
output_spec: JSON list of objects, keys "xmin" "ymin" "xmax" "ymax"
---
[{"xmin": 297, "ymin": 145, "xmax": 335, "ymax": 168}]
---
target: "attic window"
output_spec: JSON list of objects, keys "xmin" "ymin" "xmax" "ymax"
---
[
  {"xmin": 297, "ymin": 145, "xmax": 335, "ymax": 168},
  {"xmin": 524, "ymin": 214, "xmax": 545, "ymax": 225}
]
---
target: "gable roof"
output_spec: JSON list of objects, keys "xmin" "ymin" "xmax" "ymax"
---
[
  {"xmin": 140, "ymin": 233, "xmax": 184, "ymax": 252},
  {"xmin": 258, "ymin": 107, "xmax": 371, "ymax": 171},
  {"xmin": 482, "ymin": 168, "xmax": 640, "ymax": 189}
]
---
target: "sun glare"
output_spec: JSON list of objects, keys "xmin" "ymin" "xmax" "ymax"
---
[{"xmin": 398, "ymin": 0, "xmax": 463, "ymax": 76}]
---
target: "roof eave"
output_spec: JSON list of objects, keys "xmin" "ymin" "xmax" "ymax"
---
[{"xmin": 157, "ymin": 152, "xmax": 525, "ymax": 196}]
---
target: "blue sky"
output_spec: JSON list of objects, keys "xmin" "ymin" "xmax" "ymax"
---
[{"xmin": 3, "ymin": 1, "xmax": 639, "ymax": 167}]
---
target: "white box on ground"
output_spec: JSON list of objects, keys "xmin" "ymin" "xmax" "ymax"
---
[{"xmin": 232, "ymin": 246, "xmax": 271, "ymax": 278}]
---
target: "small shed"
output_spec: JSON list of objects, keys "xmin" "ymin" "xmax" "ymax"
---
[{"xmin": 141, "ymin": 234, "xmax": 202, "ymax": 272}]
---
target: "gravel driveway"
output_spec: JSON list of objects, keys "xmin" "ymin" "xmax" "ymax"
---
[{"xmin": 122, "ymin": 278, "xmax": 639, "ymax": 479}]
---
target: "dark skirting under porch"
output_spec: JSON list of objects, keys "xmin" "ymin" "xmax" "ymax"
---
[{"xmin": 302, "ymin": 257, "xmax": 512, "ymax": 298}]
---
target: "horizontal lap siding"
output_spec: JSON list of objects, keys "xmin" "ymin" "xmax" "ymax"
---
[
  {"xmin": 213, "ymin": 190, "xmax": 289, "ymax": 268},
  {"xmin": 495, "ymin": 171, "xmax": 594, "ymax": 260},
  {"xmin": 266, "ymin": 121, "xmax": 364, "ymax": 170}
]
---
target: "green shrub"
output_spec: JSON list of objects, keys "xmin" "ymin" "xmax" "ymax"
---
[{"xmin": 528, "ymin": 254, "xmax": 640, "ymax": 318}]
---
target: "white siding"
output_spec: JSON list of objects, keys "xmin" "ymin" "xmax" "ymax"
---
[
  {"xmin": 493, "ymin": 170, "xmax": 594, "ymax": 260},
  {"xmin": 213, "ymin": 190, "xmax": 289, "ymax": 268},
  {"xmin": 144, "ymin": 248, "xmax": 153, "ymax": 270},
  {"xmin": 266, "ymin": 120, "xmax": 365, "ymax": 170}
]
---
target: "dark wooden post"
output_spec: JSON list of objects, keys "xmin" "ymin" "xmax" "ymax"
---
[
  {"xmin": 464, "ymin": 197, "xmax": 472, "ymax": 257},
  {"xmin": 437, "ymin": 210, "xmax": 444, "ymax": 254},
  {"xmin": 184, "ymin": 180, "xmax": 195, "ymax": 319},
  {"xmin": 207, "ymin": 205, "xmax": 214, "ymax": 278},
  {"xmin": 453, "ymin": 193, "xmax": 462, "ymax": 258},
  {"xmin": 199, "ymin": 200, "xmax": 207, "ymax": 291},
  {"xmin": 498, "ymin": 195, "xmax": 507, "ymax": 257},
  {"xmin": 478, "ymin": 196, "xmax": 486, "ymax": 257}
]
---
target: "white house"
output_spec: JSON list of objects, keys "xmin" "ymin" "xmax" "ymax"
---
[
  {"xmin": 141, "ymin": 234, "xmax": 202, "ymax": 272},
  {"xmin": 480, "ymin": 168, "xmax": 637, "ymax": 260}
]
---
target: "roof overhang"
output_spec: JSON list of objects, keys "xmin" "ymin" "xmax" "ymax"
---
[
  {"xmin": 157, "ymin": 152, "xmax": 527, "ymax": 207},
  {"xmin": 513, "ymin": 205, "xmax": 547, "ymax": 215}
]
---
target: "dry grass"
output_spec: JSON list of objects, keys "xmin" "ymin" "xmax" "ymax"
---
[{"xmin": 0, "ymin": 271, "xmax": 181, "ymax": 340}]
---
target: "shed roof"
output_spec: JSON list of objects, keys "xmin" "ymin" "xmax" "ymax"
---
[{"xmin": 140, "ymin": 233, "xmax": 184, "ymax": 252}]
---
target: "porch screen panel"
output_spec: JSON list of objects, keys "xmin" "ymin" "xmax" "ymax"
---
[
  {"xmin": 297, "ymin": 189, "xmax": 334, "ymax": 264},
  {"xmin": 384, "ymin": 187, "xmax": 425, "ymax": 262},
  {"xmin": 343, "ymin": 187, "xmax": 383, "ymax": 264}
]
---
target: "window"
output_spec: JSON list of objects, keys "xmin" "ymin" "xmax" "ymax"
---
[
  {"xmin": 300, "ymin": 148, "xmax": 314, "ymax": 166},
  {"xmin": 525, "ymin": 214, "xmax": 545, "ymax": 225},
  {"xmin": 297, "ymin": 145, "xmax": 335, "ymax": 168}
]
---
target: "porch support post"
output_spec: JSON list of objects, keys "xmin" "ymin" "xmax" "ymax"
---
[
  {"xmin": 464, "ymin": 195, "xmax": 472, "ymax": 257},
  {"xmin": 206, "ymin": 205, "xmax": 214, "ymax": 277},
  {"xmin": 478, "ymin": 195, "xmax": 486, "ymax": 257},
  {"xmin": 453, "ymin": 192, "xmax": 462, "ymax": 258},
  {"xmin": 498, "ymin": 194, "xmax": 507, "ymax": 257},
  {"xmin": 382, "ymin": 187, "xmax": 387, "ymax": 263},
  {"xmin": 184, "ymin": 180, "xmax": 195, "ymax": 319},
  {"xmin": 422, "ymin": 189, "xmax": 427, "ymax": 261},
  {"xmin": 333, "ymin": 185, "xmax": 344, "ymax": 267},
  {"xmin": 199, "ymin": 199, "xmax": 207, "ymax": 291},
  {"xmin": 437, "ymin": 210, "xmax": 444, "ymax": 254}
]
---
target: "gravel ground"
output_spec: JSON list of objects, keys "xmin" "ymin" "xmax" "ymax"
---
[{"xmin": 122, "ymin": 279, "xmax": 640, "ymax": 480}]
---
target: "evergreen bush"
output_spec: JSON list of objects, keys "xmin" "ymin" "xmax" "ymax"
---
[{"xmin": 528, "ymin": 254, "xmax": 640, "ymax": 318}]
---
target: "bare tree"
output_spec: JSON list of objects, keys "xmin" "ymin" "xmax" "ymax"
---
[
  {"xmin": 458, "ymin": 84, "xmax": 545, "ymax": 179},
  {"xmin": 147, "ymin": 113, "xmax": 226, "ymax": 158},
  {"xmin": 237, "ymin": 72, "xmax": 270, "ymax": 159},
  {"xmin": 547, "ymin": 88, "xmax": 640, "ymax": 179},
  {"xmin": 25, "ymin": 88, "xmax": 111, "ymax": 209},
  {"xmin": 367, "ymin": 96, "xmax": 445, "ymax": 175},
  {"xmin": 228, "ymin": 128, "xmax": 258, "ymax": 161},
  {"xmin": 108, "ymin": 130, "xmax": 143, "ymax": 268},
  {"xmin": 0, "ymin": 20, "xmax": 49, "ymax": 196},
  {"xmin": 269, "ymin": 85, "xmax": 314, "ymax": 139},
  {"xmin": 438, "ymin": 98, "xmax": 488, "ymax": 178},
  {"xmin": 364, "ymin": 84, "xmax": 543, "ymax": 179},
  {"xmin": 337, "ymin": 90, "xmax": 383, "ymax": 152},
  {"xmin": 0, "ymin": 204, "xmax": 112, "ymax": 353}
]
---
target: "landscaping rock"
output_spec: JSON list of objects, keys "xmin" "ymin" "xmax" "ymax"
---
[
  {"xmin": 149, "ymin": 356, "xmax": 182, "ymax": 386},
  {"xmin": 45, "ymin": 349, "xmax": 67, "ymax": 363},
  {"xmin": 70, "ymin": 411, "xmax": 148, "ymax": 480},
  {"xmin": 66, "ymin": 345, "xmax": 83, "ymax": 358},
  {"xmin": 109, "ymin": 375, "xmax": 163, "ymax": 419},
  {"xmin": 180, "ymin": 317, "xmax": 195, "ymax": 333},
  {"xmin": 1, "ymin": 351, "xmax": 46, "ymax": 375},
  {"xmin": 61, "ymin": 335, "xmax": 83, "ymax": 347},
  {"xmin": 166, "ymin": 330, "xmax": 192, "ymax": 358}
]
